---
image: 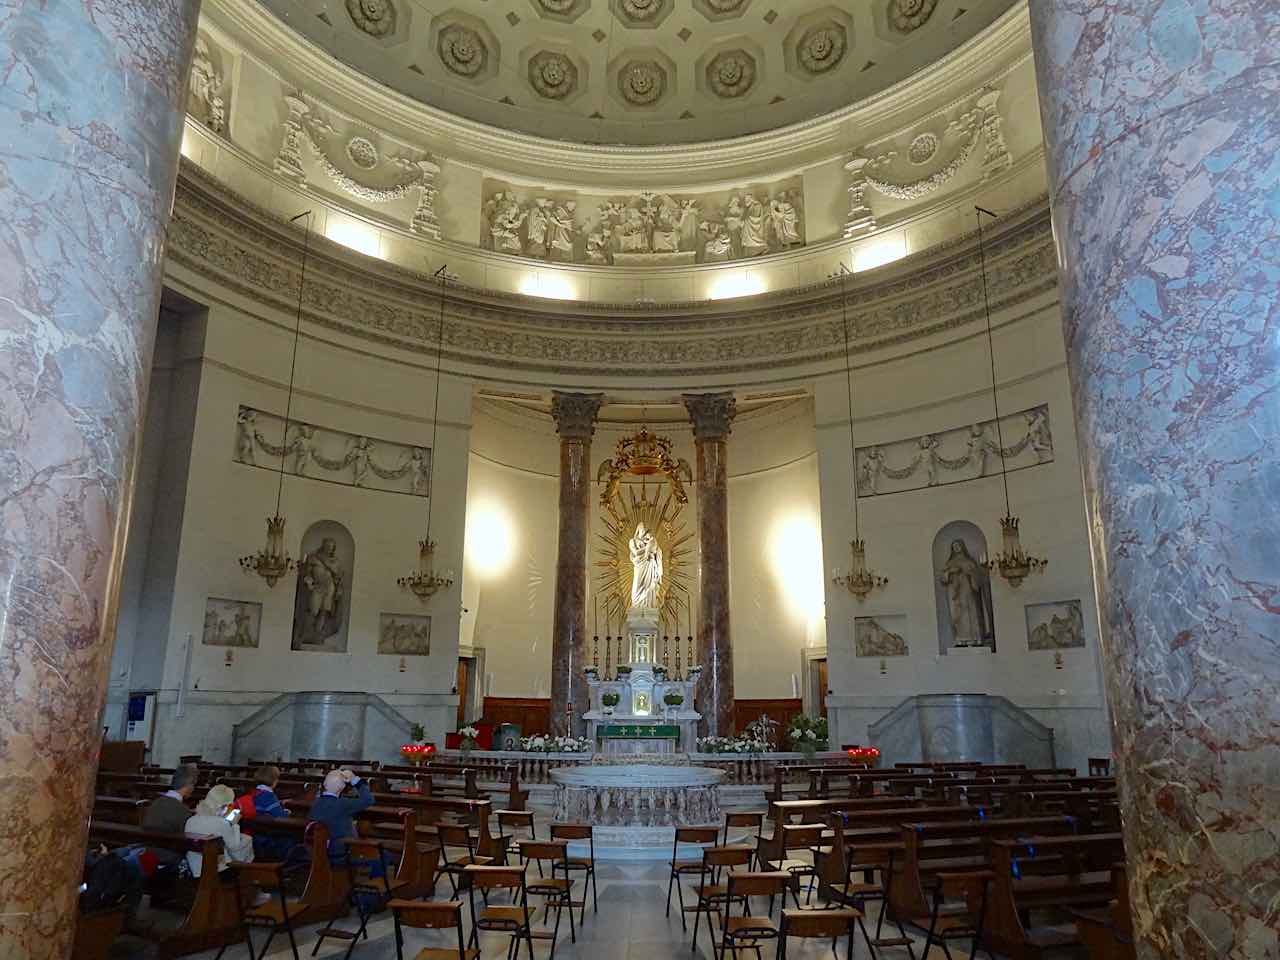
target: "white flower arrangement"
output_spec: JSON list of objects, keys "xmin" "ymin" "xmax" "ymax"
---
[
  {"xmin": 459, "ymin": 725, "xmax": 480, "ymax": 740},
  {"xmin": 519, "ymin": 735, "xmax": 592, "ymax": 754},
  {"xmin": 696, "ymin": 735, "xmax": 766, "ymax": 755}
]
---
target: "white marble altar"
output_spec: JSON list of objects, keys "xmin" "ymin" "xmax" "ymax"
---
[
  {"xmin": 551, "ymin": 762, "xmax": 725, "ymax": 860},
  {"xmin": 583, "ymin": 661, "xmax": 701, "ymax": 751}
]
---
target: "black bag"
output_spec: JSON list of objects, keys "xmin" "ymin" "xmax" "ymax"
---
[{"xmin": 81, "ymin": 850, "xmax": 133, "ymax": 912}]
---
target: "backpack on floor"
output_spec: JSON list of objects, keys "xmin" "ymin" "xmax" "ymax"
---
[{"xmin": 81, "ymin": 850, "xmax": 132, "ymax": 912}]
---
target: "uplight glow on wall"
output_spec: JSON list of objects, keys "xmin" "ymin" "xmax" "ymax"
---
[
  {"xmin": 466, "ymin": 500, "xmax": 516, "ymax": 579},
  {"xmin": 851, "ymin": 233, "xmax": 908, "ymax": 273},
  {"xmin": 708, "ymin": 271, "xmax": 768, "ymax": 301},
  {"xmin": 326, "ymin": 217, "xmax": 382, "ymax": 259},
  {"xmin": 518, "ymin": 272, "xmax": 578, "ymax": 300},
  {"xmin": 770, "ymin": 514, "xmax": 825, "ymax": 623}
]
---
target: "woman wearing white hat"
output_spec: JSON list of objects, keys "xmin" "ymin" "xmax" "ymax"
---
[{"xmin": 184, "ymin": 784, "xmax": 255, "ymax": 877}]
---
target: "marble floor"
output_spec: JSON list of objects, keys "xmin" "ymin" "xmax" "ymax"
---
[{"xmin": 166, "ymin": 857, "xmax": 931, "ymax": 960}]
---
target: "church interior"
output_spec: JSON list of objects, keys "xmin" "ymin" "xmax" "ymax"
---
[{"xmin": 1, "ymin": 1, "xmax": 1276, "ymax": 958}]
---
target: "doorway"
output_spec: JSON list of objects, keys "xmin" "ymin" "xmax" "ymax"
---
[{"xmin": 456, "ymin": 657, "xmax": 475, "ymax": 729}]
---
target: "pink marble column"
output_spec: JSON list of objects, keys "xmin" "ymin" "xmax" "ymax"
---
[
  {"xmin": 1030, "ymin": 3, "xmax": 1280, "ymax": 955},
  {"xmin": 684, "ymin": 393, "xmax": 737, "ymax": 737},
  {"xmin": 549, "ymin": 392, "xmax": 604, "ymax": 737},
  {"xmin": 0, "ymin": 0, "xmax": 200, "ymax": 955}
]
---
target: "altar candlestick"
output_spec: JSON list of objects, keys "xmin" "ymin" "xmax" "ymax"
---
[
  {"xmin": 592, "ymin": 634, "xmax": 599, "ymax": 671},
  {"xmin": 604, "ymin": 633, "xmax": 612, "ymax": 680}
]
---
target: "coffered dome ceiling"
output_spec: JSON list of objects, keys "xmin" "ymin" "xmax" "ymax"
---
[{"xmin": 258, "ymin": 0, "xmax": 1020, "ymax": 145}]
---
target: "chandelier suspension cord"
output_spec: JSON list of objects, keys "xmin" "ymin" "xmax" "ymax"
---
[
  {"xmin": 837, "ymin": 263, "xmax": 859, "ymax": 540},
  {"xmin": 275, "ymin": 209, "xmax": 313, "ymax": 518},
  {"xmin": 975, "ymin": 205, "xmax": 1011, "ymax": 516},
  {"xmin": 425, "ymin": 266, "xmax": 449, "ymax": 544}
]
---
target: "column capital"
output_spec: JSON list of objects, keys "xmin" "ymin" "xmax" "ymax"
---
[
  {"xmin": 550, "ymin": 391, "xmax": 605, "ymax": 441},
  {"xmin": 683, "ymin": 392, "xmax": 737, "ymax": 442}
]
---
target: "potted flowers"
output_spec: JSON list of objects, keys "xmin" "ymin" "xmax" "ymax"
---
[
  {"xmin": 786, "ymin": 715, "xmax": 829, "ymax": 757},
  {"xmin": 601, "ymin": 692, "xmax": 621, "ymax": 716},
  {"xmin": 458, "ymin": 725, "xmax": 480, "ymax": 757},
  {"xmin": 663, "ymin": 691, "xmax": 684, "ymax": 718}
]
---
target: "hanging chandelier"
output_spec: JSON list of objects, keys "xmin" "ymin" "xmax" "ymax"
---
[
  {"xmin": 829, "ymin": 262, "xmax": 888, "ymax": 601},
  {"xmin": 974, "ymin": 206, "xmax": 1047, "ymax": 587},
  {"xmin": 239, "ymin": 210, "xmax": 312, "ymax": 587},
  {"xmin": 398, "ymin": 265, "xmax": 455, "ymax": 602}
]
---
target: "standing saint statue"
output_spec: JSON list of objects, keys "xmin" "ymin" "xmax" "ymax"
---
[
  {"xmin": 293, "ymin": 536, "xmax": 345, "ymax": 648},
  {"xmin": 629, "ymin": 522, "xmax": 663, "ymax": 609},
  {"xmin": 940, "ymin": 539, "xmax": 988, "ymax": 647}
]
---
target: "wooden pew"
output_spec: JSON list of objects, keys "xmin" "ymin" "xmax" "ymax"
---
[
  {"xmin": 887, "ymin": 816, "xmax": 1084, "ymax": 925},
  {"xmin": 238, "ymin": 816, "xmax": 350, "ymax": 924},
  {"xmin": 421, "ymin": 760, "xmax": 529, "ymax": 811},
  {"xmin": 1072, "ymin": 865, "xmax": 1136, "ymax": 960},
  {"xmin": 986, "ymin": 834, "xmax": 1125, "ymax": 959},
  {"xmin": 93, "ymin": 796, "xmax": 148, "ymax": 826},
  {"xmin": 88, "ymin": 822, "xmax": 240, "ymax": 959}
]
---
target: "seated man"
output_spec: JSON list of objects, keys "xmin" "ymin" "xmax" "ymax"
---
[
  {"xmin": 140, "ymin": 764, "xmax": 199, "ymax": 867},
  {"xmin": 307, "ymin": 768, "xmax": 374, "ymax": 860},
  {"xmin": 184, "ymin": 784, "xmax": 255, "ymax": 877}
]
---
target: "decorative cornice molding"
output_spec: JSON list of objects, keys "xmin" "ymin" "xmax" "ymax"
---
[
  {"xmin": 202, "ymin": 0, "xmax": 1033, "ymax": 179},
  {"xmin": 165, "ymin": 160, "xmax": 1060, "ymax": 382}
]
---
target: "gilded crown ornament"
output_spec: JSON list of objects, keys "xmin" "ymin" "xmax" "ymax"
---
[{"xmin": 597, "ymin": 427, "xmax": 693, "ymax": 507}]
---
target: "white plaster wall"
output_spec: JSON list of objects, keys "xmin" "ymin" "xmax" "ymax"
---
[
  {"xmin": 817, "ymin": 302, "xmax": 1112, "ymax": 775},
  {"xmin": 124, "ymin": 297, "xmax": 469, "ymax": 764}
]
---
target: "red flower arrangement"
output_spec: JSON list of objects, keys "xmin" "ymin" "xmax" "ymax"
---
[{"xmin": 847, "ymin": 746, "xmax": 881, "ymax": 765}]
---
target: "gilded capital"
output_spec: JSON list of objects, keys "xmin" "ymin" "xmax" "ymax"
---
[
  {"xmin": 683, "ymin": 392, "xmax": 737, "ymax": 441},
  {"xmin": 551, "ymin": 391, "xmax": 605, "ymax": 441}
]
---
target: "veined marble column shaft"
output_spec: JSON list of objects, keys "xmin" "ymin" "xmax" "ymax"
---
[
  {"xmin": 549, "ymin": 393, "xmax": 604, "ymax": 737},
  {"xmin": 1029, "ymin": 4, "xmax": 1280, "ymax": 956},
  {"xmin": 0, "ymin": 0, "xmax": 200, "ymax": 955},
  {"xmin": 684, "ymin": 394, "xmax": 737, "ymax": 737}
]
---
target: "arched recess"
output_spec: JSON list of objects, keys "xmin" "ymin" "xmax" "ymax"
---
[
  {"xmin": 932, "ymin": 520, "xmax": 995, "ymax": 654},
  {"xmin": 292, "ymin": 519, "xmax": 356, "ymax": 653}
]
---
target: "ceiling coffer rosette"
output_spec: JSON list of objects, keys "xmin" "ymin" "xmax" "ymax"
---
[
  {"xmin": 889, "ymin": 0, "xmax": 938, "ymax": 32},
  {"xmin": 347, "ymin": 0, "xmax": 396, "ymax": 36}
]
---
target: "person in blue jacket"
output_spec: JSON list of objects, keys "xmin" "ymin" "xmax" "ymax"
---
[{"xmin": 307, "ymin": 768, "xmax": 374, "ymax": 860}]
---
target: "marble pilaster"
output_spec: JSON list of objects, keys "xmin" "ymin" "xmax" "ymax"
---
[
  {"xmin": 1029, "ymin": 4, "xmax": 1280, "ymax": 955},
  {"xmin": 549, "ymin": 392, "xmax": 604, "ymax": 736},
  {"xmin": 0, "ymin": 0, "xmax": 201, "ymax": 955},
  {"xmin": 683, "ymin": 393, "xmax": 737, "ymax": 737}
]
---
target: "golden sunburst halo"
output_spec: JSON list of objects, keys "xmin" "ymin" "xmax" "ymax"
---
[{"xmin": 594, "ymin": 481, "xmax": 694, "ymax": 635}]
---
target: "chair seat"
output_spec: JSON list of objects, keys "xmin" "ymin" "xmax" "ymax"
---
[
  {"xmin": 694, "ymin": 884, "xmax": 740, "ymax": 902},
  {"xmin": 414, "ymin": 948, "xmax": 480, "ymax": 960},
  {"xmin": 245, "ymin": 899, "xmax": 310, "ymax": 924},
  {"xmin": 830, "ymin": 882, "xmax": 881, "ymax": 902},
  {"xmin": 478, "ymin": 905, "xmax": 531, "ymax": 928},
  {"xmin": 563, "ymin": 858, "xmax": 594, "ymax": 869},
  {"xmin": 528, "ymin": 878, "xmax": 572, "ymax": 895},
  {"xmin": 355, "ymin": 872, "xmax": 412, "ymax": 894},
  {"xmin": 766, "ymin": 858, "xmax": 813, "ymax": 874},
  {"xmin": 724, "ymin": 916, "xmax": 779, "ymax": 939},
  {"xmin": 670, "ymin": 860, "xmax": 703, "ymax": 873},
  {"xmin": 444, "ymin": 855, "xmax": 494, "ymax": 869}
]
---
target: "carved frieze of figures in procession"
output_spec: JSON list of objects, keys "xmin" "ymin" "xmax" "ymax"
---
[
  {"xmin": 235, "ymin": 405, "xmax": 431, "ymax": 497},
  {"xmin": 844, "ymin": 87, "xmax": 1010, "ymax": 238},
  {"xmin": 189, "ymin": 34, "xmax": 230, "ymax": 135},
  {"xmin": 273, "ymin": 92, "xmax": 441, "ymax": 238},
  {"xmin": 481, "ymin": 179, "xmax": 804, "ymax": 267},
  {"xmin": 857, "ymin": 404, "xmax": 1052, "ymax": 498}
]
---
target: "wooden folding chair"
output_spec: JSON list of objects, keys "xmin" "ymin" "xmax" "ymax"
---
[
  {"xmin": 666, "ymin": 826, "xmax": 721, "ymax": 930},
  {"xmin": 923, "ymin": 870, "xmax": 993, "ymax": 960},
  {"xmin": 464, "ymin": 864, "xmax": 535, "ymax": 960},
  {"xmin": 497, "ymin": 810, "xmax": 537, "ymax": 869},
  {"xmin": 723, "ymin": 812, "xmax": 765, "ymax": 862},
  {"xmin": 520, "ymin": 840, "xmax": 577, "ymax": 958},
  {"xmin": 717, "ymin": 872, "xmax": 790, "ymax": 960},
  {"xmin": 776, "ymin": 908, "xmax": 860, "ymax": 959},
  {"xmin": 388, "ymin": 899, "xmax": 476, "ymax": 960},
  {"xmin": 438, "ymin": 823, "xmax": 493, "ymax": 897},
  {"xmin": 224, "ymin": 861, "xmax": 308, "ymax": 960},
  {"xmin": 549, "ymin": 823, "xmax": 598, "ymax": 924},
  {"xmin": 691, "ymin": 845, "xmax": 753, "ymax": 954}
]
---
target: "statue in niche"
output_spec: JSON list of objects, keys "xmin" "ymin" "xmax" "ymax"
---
[
  {"xmin": 1026, "ymin": 408, "xmax": 1053, "ymax": 462},
  {"xmin": 291, "ymin": 425, "xmax": 314, "ymax": 476},
  {"xmin": 409, "ymin": 447, "xmax": 429, "ymax": 495},
  {"xmin": 236, "ymin": 409, "xmax": 256, "ymax": 465},
  {"xmin": 940, "ymin": 540, "xmax": 990, "ymax": 647},
  {"xmin": 293, "ymin": 537, "xmax": 345, "ymax": 648},
  {"xmin": 629, "ymin": 522, "xmax": 663, "ymax": 609}
]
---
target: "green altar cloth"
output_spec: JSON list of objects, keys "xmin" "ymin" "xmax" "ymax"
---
[{"xmin": 597, "ymin": 724, "xmax": 680, "ymax": 739}]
